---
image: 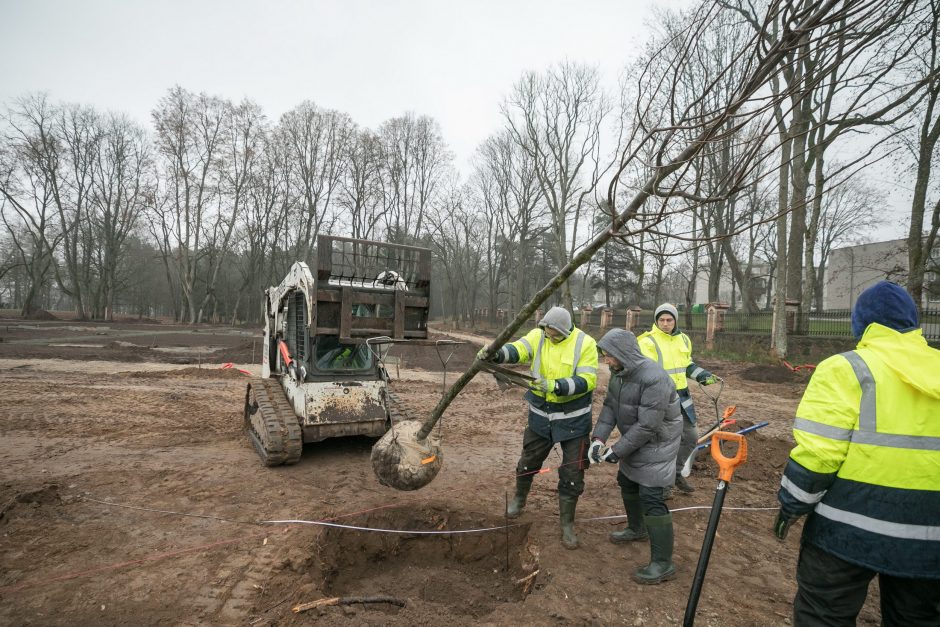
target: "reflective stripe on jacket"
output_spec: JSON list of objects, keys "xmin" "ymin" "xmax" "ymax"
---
[
  {"xmin": 777, "ymin": 323, "xmax": 940, "ymax": 578},
  {"xmin": 501, "ymin": 326, "xmax": 598, "ymax": 442}
]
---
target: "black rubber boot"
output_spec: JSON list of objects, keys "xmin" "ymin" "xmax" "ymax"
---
[
  {"xmin": 609, "ymin": 489, "xmax": 648, "ymax": 544},
  {"xmin": 559, "ymin": 494, "xmax": 579, "ymax": 550},
  {"xmin": 506, "ymin": 478, "xmax": 532, "ymax": 519},
  {"xmin": 675, "ymin": 475, "xmax": 695, "ymax": 494},
  {"xmin": 634, "ymin": 513, "xmax": 676, "ymax": 584}
]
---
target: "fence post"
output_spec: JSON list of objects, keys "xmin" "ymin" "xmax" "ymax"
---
[
  {"xmin": 600, "ymin": 307, "xmax": 613, "ymax": 331},
  {"xmin": 580, "ymin": 306, "xmax": 592, "ymax": 329},
  {"xmin": 626, "ymin": 306, "xmax": 642, "ymax": 331},
  {"xmin": 705, "ymin": 302, "xmax": 729, "ymax": 350},
  {"xmin": 771, "ymin": 298, "xmax": 801, "ymax": 335},
  {"xmin": 706, "ymin": 304, "xmax": 717, "ymax": 350}
]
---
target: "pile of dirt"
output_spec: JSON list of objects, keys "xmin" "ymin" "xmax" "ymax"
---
[
  {"xmin": 22, "ymin": 309, "xmax": 58, "ymax": 321},
  {"xmin": 124, "ymin": 366, "xmax": 250, "ymax": 380},
  {"xmin": 740, "ymin": 363, "xmax": 805, "ymax": 384}
]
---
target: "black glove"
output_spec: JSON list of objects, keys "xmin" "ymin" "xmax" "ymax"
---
[
  {"xmin": 773, "ymin": 510, "xmax": 797, "ymax": 540},
  {"xmin": 599, "ymin": 446, "xmax": 620, "ymax": 464}
]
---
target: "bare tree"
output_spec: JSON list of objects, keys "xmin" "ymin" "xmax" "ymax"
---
[
  {"xmin": 150, "ymin": 86, "xmax": 227, "ymax": 323},
  {"xmin": 341, "ymin": 128, "xmax": 386, "ymax": 240},
  {"xmin": 278, "ymin": 101, "xmax": 353, "ymax": 262},
  {"xmin": 0, "ymin": 94, "xmax": 63, "ymax": 317},
  {"xmin": 904, "ymin": 0, "xmax": 940, "ymax": 309},
  {"xmin": 193, "ymin": 99, "xmax": 266, "ymax": 323},
  {"xmin": 90, "ymin": 113, "xmax": 152, "ymax": 320},
  {"xmin": 501, "ymin": 62, "xmax": 609, "ymax": 311},
  {"xmin": 425, "ymin": 182, "xmax": 485, "ymax": 325},
  {"xmin": 378, "ymin": 113, "xmax": 452, "ymax": 244}
]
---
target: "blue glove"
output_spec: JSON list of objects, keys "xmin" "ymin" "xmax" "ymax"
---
[
  {"xmin": 588, "ymin": 439, "xmax": 604, "ymax": 464},
  {"xmin": 599, "ymin": 446, "xmax": 619, "ymax": 463},
  {"xmin": 528, "ymin": 377, "xmax": 556, "ymax": 395}
]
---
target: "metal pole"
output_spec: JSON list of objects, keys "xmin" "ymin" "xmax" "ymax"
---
[
  {"xmin": 504, "ymin": 492, "xmax": 510, "ymax": 572},
  {"xmin": 683, "ymin": 481, "xmax": 729, "ymax": 626}
]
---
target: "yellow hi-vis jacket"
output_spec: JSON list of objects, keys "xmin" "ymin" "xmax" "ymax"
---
[
  {"xmin": 638, "ymin": 324, "xmax": 712, "ymax": 423},
  {"xmin": 777, "ymin": 323, "xmax": 940, "ymax": 578},
  {"xmin": 499, "ymin": 326, "xmax": 598, "ymax": 442}
]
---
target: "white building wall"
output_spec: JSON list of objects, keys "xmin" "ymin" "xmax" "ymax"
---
[{"xmin": 823, "ymin": 239, "xmax": 911, "ymax": 310}]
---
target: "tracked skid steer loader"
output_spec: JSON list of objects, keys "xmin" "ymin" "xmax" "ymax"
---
[{"xmin": 243, "ymin": 235, "xmax": 433, "ymax": 466}]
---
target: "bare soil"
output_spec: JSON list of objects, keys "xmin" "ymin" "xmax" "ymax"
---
[{"xmin": 0, "ymin": 320, "xmax": 882, "ymax": 625}]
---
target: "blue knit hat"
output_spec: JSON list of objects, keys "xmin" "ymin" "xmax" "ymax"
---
[{"xmin": 850, "ymin": 281, "xmax": 919, "ymax": 339}]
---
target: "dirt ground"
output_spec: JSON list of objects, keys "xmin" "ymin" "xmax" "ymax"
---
[{"xmin": 0, "ymin": 320, "xmax": 883, "ymax": 626}]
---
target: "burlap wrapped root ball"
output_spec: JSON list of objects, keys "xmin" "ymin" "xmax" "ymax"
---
[{"xmin": 371, "ymin": 420, "xmax": 443, "ymax": 490}]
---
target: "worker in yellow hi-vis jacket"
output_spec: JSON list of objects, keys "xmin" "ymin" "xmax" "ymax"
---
[
  {"xmin": 637, "ymin": 303, "xmax": 720, "ymax": 496},
  {"xmin": 477, "ymin": 306, "xmax": 598, "ymax": 550},
  {"xmin": 775, "ymin": 281, "xmax": 940, "ymax": 626}
]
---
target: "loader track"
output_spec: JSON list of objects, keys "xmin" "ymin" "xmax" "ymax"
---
[
  {"xmin": 385, "ymin": 390, "xmax": 411, "ymax": 425},
  {"xmin": 243, "ymin": 379, "xmax": 303, "ymax": 466}
]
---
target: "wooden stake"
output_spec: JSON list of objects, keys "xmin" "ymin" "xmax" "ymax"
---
[{"xmin": 292, "ymin": 596, "xmax": 406, "ymax": 613}]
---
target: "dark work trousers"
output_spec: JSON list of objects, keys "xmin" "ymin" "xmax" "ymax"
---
[
  {"xmin": 515, "ymin": 426, "xmax": 589, "ymax": 498},
  {"xmin": 794, "ymin": 541, "xmax": 940, "ymax": 627},
  {"xmin": 616, "ymin": 472, "xmax": 669, "ymax": 517},
  {"xmin": 675, "ymin": 416, "xmax": 699, "ymax": 472}
]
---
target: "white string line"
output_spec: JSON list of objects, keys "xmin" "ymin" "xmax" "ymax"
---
[
  {"xmin": 261, "ymin": 506, "xmax": 783, "ymax": 533},
  {"xmin": 81, "ymin": 495, "xmax": 781, "ymax": 536},
  {"xmin": 259, "ymin": 519, "xmax": 524, "ymax": 534},
  {"xmin": 586, "ymin": 506, "xmax": 780, "ymax": 522}
]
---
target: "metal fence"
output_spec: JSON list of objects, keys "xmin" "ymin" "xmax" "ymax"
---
[{"xmin": 583, "ymin": 307, "xmax": 940, "ymax": 342}]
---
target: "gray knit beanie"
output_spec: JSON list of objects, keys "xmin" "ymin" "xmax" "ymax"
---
[
  {"xmin": 538, "ymin": 306, "xmax": 573, "ymax": 338},
  {"xmin": 654, "ymin": 303, "xmax": 679, "ymax": 322}
]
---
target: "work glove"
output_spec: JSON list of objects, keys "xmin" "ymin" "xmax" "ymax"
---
[
  {"xmin": 528, "ymin": 377, "xmax": 556, "ymax": 395},
  {"xmin": 599, "ymin": 446, "xmax": 620, "ymax": 464},
  {"xmin": 703, "ymin": 375, "xmax": 721, "ymax": 385},
  {"xmin": 476, "ymin": 347, "xmax": 502, "ymax": 363},
  {"xmin": 588, "ymin": 439, "xmax": 604, "ymax": 464},
  {"xmin": 773, "ymin": 510, "xmax": 796, "ymax": 540}
]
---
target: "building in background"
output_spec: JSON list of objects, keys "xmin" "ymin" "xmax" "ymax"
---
[{"xmin": 824, "ymin": 238, "xmax": 939, "ymax": 309}]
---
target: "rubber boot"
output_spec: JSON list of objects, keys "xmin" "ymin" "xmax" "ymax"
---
[
  {"xmin": 506, "ymin": 478, "xmax": 532, "ymax": 519},
  {"xmin": 634, "ymin": 513, "xmax": 676, "ymax": 584},
  {"xmin": 558, "ymin": 494, "xmax": 579, "ymax": 550},
  {"xmin": 609, "ymin": 490, "xmax": 648, "ymax": 544},
  {"xmin": 675, "ymin": 475, "xmax": 695, "ymax": 494}
]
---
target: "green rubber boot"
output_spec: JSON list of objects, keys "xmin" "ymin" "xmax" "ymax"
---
[
  {"xmin": 559, "ymin": 494, "xmax": 580, "ymax": 550},
  {"xmin": 609, "ymin": 489, "xmax": 648, "ymax": 544},
  {"xmin": 506, "ymin": 478, "xmax": 532, "ymax": 519},
  {"xmin": 634, "ymin": 513, "xmax": 676, "ymax": 584}
]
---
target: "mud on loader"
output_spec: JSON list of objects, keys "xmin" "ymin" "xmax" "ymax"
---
[{"xmin": 243, "ymin": 235, "xmax": 434, "ymax": 466}]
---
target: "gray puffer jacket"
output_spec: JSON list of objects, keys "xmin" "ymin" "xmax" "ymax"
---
[{"xmin": 592, "ymin": 328, "xmax": 682, "ymax": 487}]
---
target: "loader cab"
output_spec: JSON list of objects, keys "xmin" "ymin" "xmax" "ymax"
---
[{"xmin": 312, "ymin": 335, "xmax": 374, "ymax": 372}]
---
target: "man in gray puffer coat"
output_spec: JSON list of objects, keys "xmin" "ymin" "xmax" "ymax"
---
[{"xmin": 589, "ymin": 328, "xmax": 682, "ymax": 585}]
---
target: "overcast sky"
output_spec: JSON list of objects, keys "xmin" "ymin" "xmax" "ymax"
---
[
  {"xmin": 0, "ymin": 0, "xmax": 912, "ymax": 241},
  {"xmin": 0, "ymin": 0, "xmax": 691, "ymax": 167}
]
